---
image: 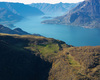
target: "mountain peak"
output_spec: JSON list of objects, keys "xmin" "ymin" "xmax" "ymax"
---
[{"xmin": 42, "ymin": 0, "xmax": 100, "ymax": 28}]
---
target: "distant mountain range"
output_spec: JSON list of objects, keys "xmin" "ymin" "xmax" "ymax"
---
[
  {"xmin": 42, "ymin": 0, "xmax": 100, "ymax": 28},
  {"xmin": 30, "ymin": 2, "xmax": 78, "ymax": 15},
  {"xmin": 0, "ymin": 2, "xmax": 44, "ymax": 16},
  {"xmin": 0, "ymin": 8, "xmax": 22, "ymax": 22},
  {"xmin": 0, "ymin": 2, "xmax": 44, "ymax": 27}
]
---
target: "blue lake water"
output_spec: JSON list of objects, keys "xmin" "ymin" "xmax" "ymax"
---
[{"xmin": 14, "ymin": 16, "xmax": 100, "ymax": 46}]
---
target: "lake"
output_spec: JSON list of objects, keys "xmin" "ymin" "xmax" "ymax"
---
[{"xmin": 14, "ymin": 16, "xmax": 100, "ymax": 46}]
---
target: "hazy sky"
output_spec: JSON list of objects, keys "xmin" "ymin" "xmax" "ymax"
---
[{"xmin": 0, "ymin": 0, "xmax": 84, "ymax": 4}]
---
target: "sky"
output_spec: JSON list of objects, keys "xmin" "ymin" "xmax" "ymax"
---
[{"xmin": 0, "ymin": 0, "xmax": 84, "ymax": 4}]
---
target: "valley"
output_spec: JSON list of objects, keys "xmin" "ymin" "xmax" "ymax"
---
[{"xmin": 0, "ymin": 1, "xmax": 100, "ymax": 80}]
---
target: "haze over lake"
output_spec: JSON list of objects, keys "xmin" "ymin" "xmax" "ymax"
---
[{"xmin": 14, "ymin": 16, "xmax": 100, "ymax": 46}]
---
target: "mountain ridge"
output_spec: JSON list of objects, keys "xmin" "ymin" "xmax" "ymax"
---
[
  {"xmin": 42, "ymin": 0, "xmax": 100, "ymax": 28},
  {"xmin": 0, "ymin": 2, "xmax": 44, "ymax": 27},
  {"xmin": 0, "ymin": 8, "xmax": 22, "ymax": 21},
  {"xmin": 0, "ymin": 24, "xmax": 41, "ymax": 36},
  {"xmin": 30, "ymin": 2, "xmax": 78, "ymax": 15},
  {"xmin": 0, "ymin": 2, "xmax": 44, "ymax": 16},
  {"xmin": 0, "ymin": 24, "xmax": 30, "ymax": 35},
  {"xmin": 0, "ymin": 33, "xmax": 99, "ymax": 80}
]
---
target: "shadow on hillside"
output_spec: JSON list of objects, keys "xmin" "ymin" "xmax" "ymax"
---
[{"xmin": 0, "ymin": 36, "xmax": 52, "ymax": 80}]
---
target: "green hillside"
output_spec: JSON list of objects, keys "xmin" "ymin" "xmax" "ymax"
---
[{"xmin": 0, "ymin": 33, "xmax": 99, "ymax": 80}]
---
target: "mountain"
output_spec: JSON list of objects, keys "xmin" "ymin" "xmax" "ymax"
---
[
  {"xmin": 30, "ymin": 2, "xmax": 78, "ymax": 15},
  {"xmin": 42, "ymin": 0, "xmax": 100, "ymax": 28},
  {"xmin": 0, "ymin": 2, "xmax": 44, "ymax": 27},
  {"xmin": 0, "ymin": 8, "xmax": 22, "ymax": 21},
  {"xmin": 0, "ymin": 24, "xmax": 42, "ymax": 36},
  {"xmin": 0, "ymin": 33, "xmax": 99, "ymax": 80},
  {"xmin": 0, "ymin": 34, "xmax": 52, "ymax": 80},
  {"xmin": 0, "ymin": 24, "xmax": 30, "ymax": 35},
  {"xmin": 0, "ymin": 8, "xmax": 23, "ymax": 27},
  {"xmin": 0, "ymin": 2, "xmax": 44, "ymax": 16}
]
